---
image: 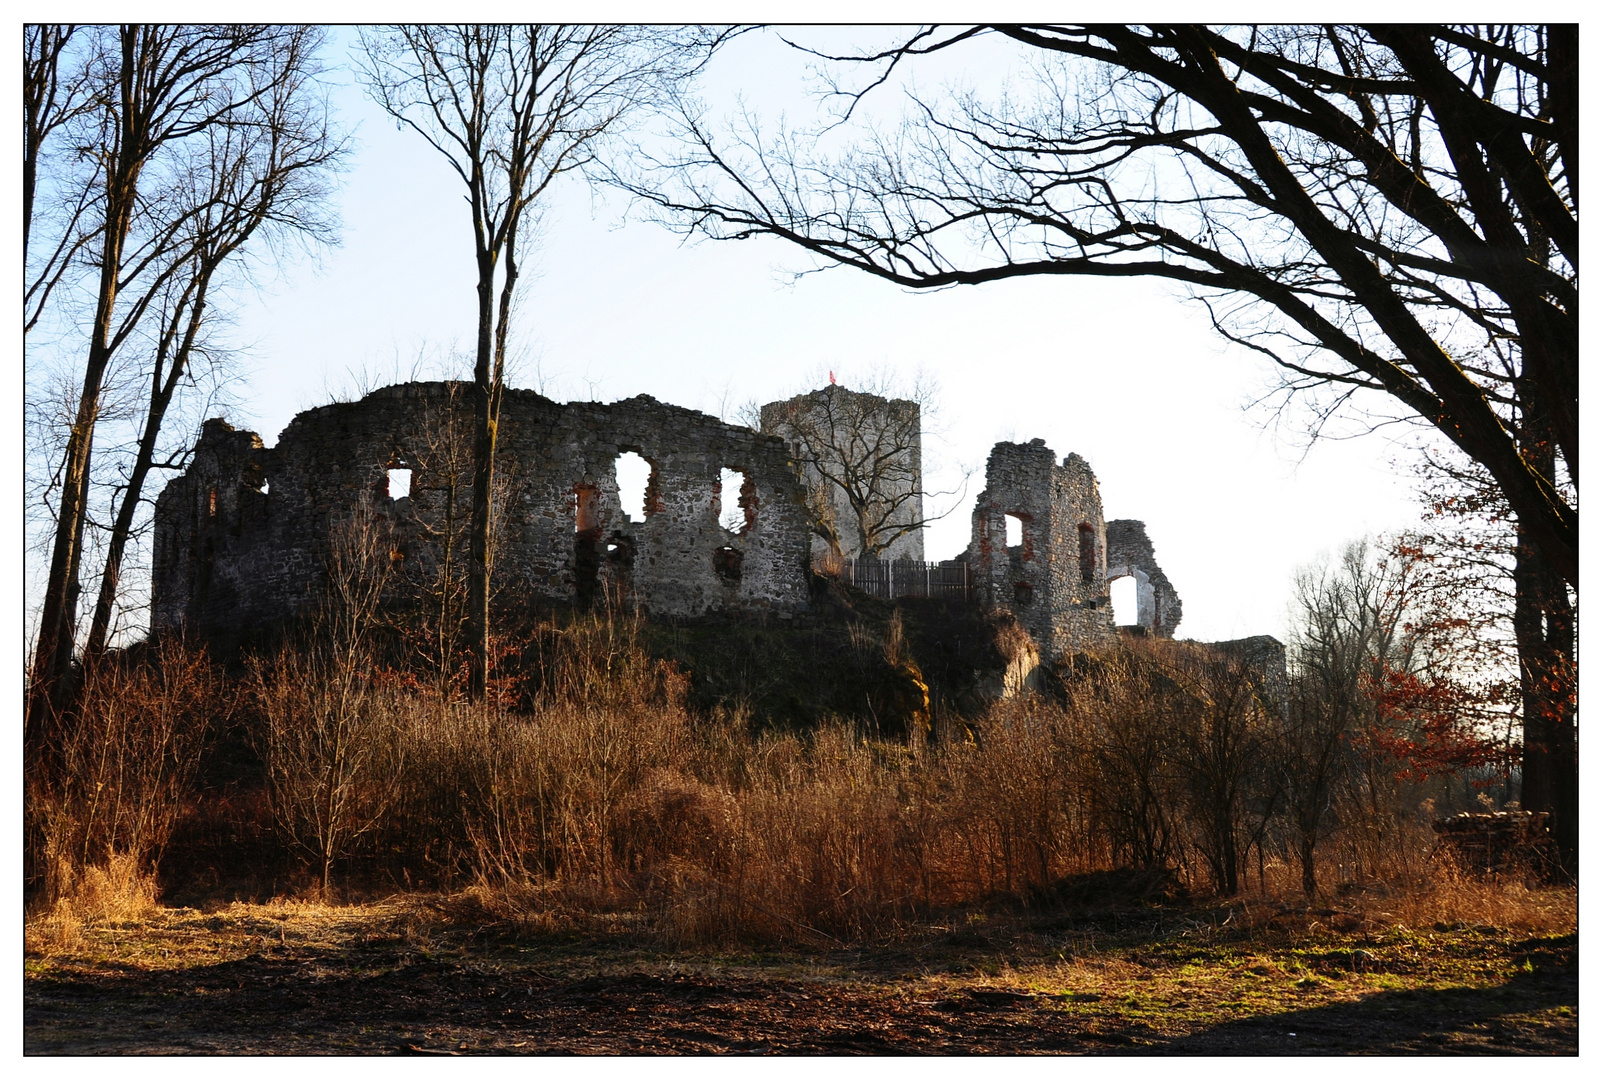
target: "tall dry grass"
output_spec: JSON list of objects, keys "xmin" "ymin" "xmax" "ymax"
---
[
  {"xmin": 26, "ymin": 640, "xmax": 221, "ymax": 919},
  {"xmin": 65, "ymin": 605, "xmax": 1529, "ymax": 945},
  {"xmin": 249, "ymin": 612, "xmax": 1262, "ymax": 940}
]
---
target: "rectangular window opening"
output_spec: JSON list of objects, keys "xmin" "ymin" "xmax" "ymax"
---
[
  {"xmin": 719, "ymin": 467, "xmax": 752, "ymax": 533},
  {"xmin": 1005, "ymin": 513, "xmax": 1024, "ymax": 549},
  {"xmin": 1111, "ymin": 575, "xmax": 1138, "ymax": 625},
  {"xmin": 615, "ymin": 451, "xmax": 654, "ymax": 523}
]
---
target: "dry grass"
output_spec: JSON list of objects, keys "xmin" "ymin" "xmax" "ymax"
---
[
  {"xmin": 27, "ymin": 606, "xmax": 1549, "ymax": 957},
  {"xmin": 26, "ymin": 640, "xmax": 219, "ymax": 926},
  {"xmin": 1383, "ymin": 873, "xmax": 1578, "ymax": 935},
  {"xmin": 24, "ymin": 852, "xmax": 159, "ymax": 956}
]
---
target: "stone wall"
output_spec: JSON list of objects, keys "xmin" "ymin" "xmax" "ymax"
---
[
  {"xmin": 1211, "ymin": 635, "xmax": 1289, "ymax": 715},
  {"xmin": 152, "ymin": 382, "xmax": 812, "ymax": 645},
  {"xmin": 154, "ymin": 381, "xmax": 1261, "ymax": 678},
  {"xmin": 760, "ymin": 385, "xmax": 924, "ymax": 562}
]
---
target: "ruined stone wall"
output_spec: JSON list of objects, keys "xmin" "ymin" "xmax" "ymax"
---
[
  {"xmin": 1105, "ymin": 519, "xmax": 1183, "ymax": 638},
  {"xmin": 152, "ymin": 382, "xmax": 812, "ymax": 646},
  {"xmin": 966, "ymin": 440, "xmax": 1119, "ymax": 660},
  {"xmin": 1212, "ymin": 635, "xmax": 1290, "ymax": 718},
  {"xmin": 760, "ymin": 385, "xmax": 924, "ymax": 563}
]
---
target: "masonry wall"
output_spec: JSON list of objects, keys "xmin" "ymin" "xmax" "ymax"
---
[
  {"xmin": 152, "ymin": 382, "xmax": 812, "ymax": 646},
  {"xmin": 966, "ymin": 440, "xmax": 1119, "ymax": 660},
  {"xmin": 1105, "ymin": 518, "xmax": 1183, "ymax": 638},
  {"xmin": 760, "ymin": 385, "xmax": 924, "ymax": 563}
]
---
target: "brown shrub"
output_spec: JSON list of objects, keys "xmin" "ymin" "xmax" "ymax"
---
[{"xmin": 27, "ymin": 640, "xmax": 221, "ymax": 913}]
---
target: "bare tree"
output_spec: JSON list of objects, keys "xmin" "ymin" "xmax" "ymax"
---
[
  {"xmin": 358, "ymin": 25, "xmax": 721, "ymax": 699},
  {"xmin": 757, "ymin": 374, "xmax": 966, "ymax": 562},
  {"xmin": 627, "ymin": 21, "xmax": 1578, "ymax": 858},
  {"xmin": 386, "ymin": 380, "xmax": 522, "ymax": 696},
  {"xmin": 1162, "ymin": 646, "xmax": 1276, "ymax": 897},
  {"xmin": 24, "ymin": 24, "xmax": 99, "ymax": 332},
  {"xmin": 83, "ymin": 29, "xmax": 343, "ymax": 658},
  {"xmin": 28, "ymin": 25, "xmax": 339, "ymax": 746},
  {"xmin": 1280, "ymin": 542, "xmax": 1415, "ymax": 896},
  {"xmin": 253, "ymin": 497, "xmax": 404, "ymax": 897}
]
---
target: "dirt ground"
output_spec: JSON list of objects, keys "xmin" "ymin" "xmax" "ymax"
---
[{"xmin": 24, "ymin": 893, "xmax": 1577, "ymax": 1055}]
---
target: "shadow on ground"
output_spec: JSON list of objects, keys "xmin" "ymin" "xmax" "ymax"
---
[
  {"xmin": 25, "ymin": 931, "xmax": 1578, "ymax": 1055},
  {"xmin": 1157, "ymin": 951, "xmax": 1577, "ymax": 1055}
]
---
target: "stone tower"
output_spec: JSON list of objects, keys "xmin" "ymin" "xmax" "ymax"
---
[{"xmin": 760, "ymin": 384, "xmax": 924, "ymax": 563}]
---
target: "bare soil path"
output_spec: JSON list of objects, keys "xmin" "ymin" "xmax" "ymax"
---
[{"xmin": 24, "ymin": 897, "xmax": 1577, "ymax": 1055}]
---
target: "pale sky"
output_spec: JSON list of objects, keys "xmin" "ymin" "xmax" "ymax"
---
[{"xmin": 27, "ymin": 22, "xmax": 1437, "ymax": 647}]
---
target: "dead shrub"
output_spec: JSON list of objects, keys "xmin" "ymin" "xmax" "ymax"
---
[{"xmin": 251, "ymin": 646, "xmax": 409, "ymax": 897}]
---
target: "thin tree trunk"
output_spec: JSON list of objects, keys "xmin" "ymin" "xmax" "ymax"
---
[
  {"xmin": 468, "ymin": 241, "xmax": 497, "ymax": 700},
  {"xmin": 84, "ymin": 276, "xmax": 208, "ymax": 657},
  {"xmin": 28, "ymin": 27, "xmax": 157, "ymax": 754},
  {"xmin": 28, "ymin": 31, "xmax": 142, "ymax": 747}
]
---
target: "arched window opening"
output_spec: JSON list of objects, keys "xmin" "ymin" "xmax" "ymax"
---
[
  {"xmin": 1111, "ymin": 575, "xmax": 1138, "ymax": 626},
  {"xmin": 1078, "ymin": 523, "xmax": 1097, "ymax": 583},
  {"xmin": 1013, "ymin": 580, "xmax": 1034, "ymax": 607},
  {"xmin": 615, "ymin": 451, "xmax": 654, "ymax": 523},
  {"xmin": 1005, "ymin": 513, "xmax": 1024, "ymax": 549},
  {"xmin": 719, "ymin": 468, "xmax": 752, "ymax": 533}
]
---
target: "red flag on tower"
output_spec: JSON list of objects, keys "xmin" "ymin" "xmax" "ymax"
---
[{"xmin": 829, "ymin": 370, "xmax": 836, "ymax": 384}]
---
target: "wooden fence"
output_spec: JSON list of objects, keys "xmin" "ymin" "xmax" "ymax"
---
[{"xmin": 841, "ymin": 557, "xmax": 973, "ymax": 601}]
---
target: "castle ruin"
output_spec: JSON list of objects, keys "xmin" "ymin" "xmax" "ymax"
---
[
  {"xmin": 152, "ymin": 383, "xmax": 811, "ymax": 645},
  {"xmin": 964, "ymin": 438, "xmax": 1182, "ymax": 662},
  {"xmin": 153, "ymin": 380, "xmax": 1190, "ymax": 667}
]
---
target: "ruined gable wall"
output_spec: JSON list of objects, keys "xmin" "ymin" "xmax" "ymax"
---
[
  {"xmin": 150, "ymin": 419, "xmax": 273, "ymax": 646},
  {"xmin": 1047, "ymin": 453, "xmax": 1121, "ymax": 656},
  {"xmin": 152, "ymin": 383, "xmax": 811, "ymax": 646},
  {"xmin": 1105, "ymin": 519, "xmax": 1184, "ymax": 638}
]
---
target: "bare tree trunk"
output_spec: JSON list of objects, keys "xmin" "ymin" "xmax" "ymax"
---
[
  {"xmin": 1515, "ymin": 535, "xmax": 1577, "ymax": 871},
  {"xmin": 83, "ymin": 281, "xmax": 202, "ymax": 656},
  {"xmin": 468, "ymin": 243, "xmax": 498, "ymax": 699},
  {"xmin": 28, "ymin": 29, "xmax": 140, "ymax": 748},
  {"xmin": 31, "ymin": 23, "xmax": 339, "ymax": 741},
  {"xmin": 1512, "ymin": 386, "xmax": 1577, "ymax": 873}
]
